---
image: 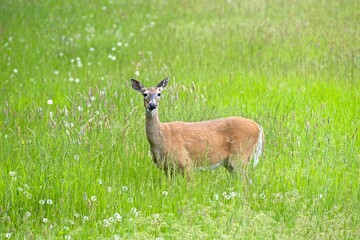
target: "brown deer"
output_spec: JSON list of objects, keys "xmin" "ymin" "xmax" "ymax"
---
[{"xmin": 131, "ymin": 77, "xmax": 264, "ymax": 181}]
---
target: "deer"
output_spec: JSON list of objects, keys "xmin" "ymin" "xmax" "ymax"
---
[{"xmin": 131, "ymin": 77, "xmax": 264, "ymax": 182}]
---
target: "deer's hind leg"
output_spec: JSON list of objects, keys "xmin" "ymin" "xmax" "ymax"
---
[{"xmin": 224, "ymin": 155, "xmax": 250, "ymax": 185}]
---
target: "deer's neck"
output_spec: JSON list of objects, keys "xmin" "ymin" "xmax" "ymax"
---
[{"xmin": 145, "ymin": 110, "xmax": 163, "ymax": 147}]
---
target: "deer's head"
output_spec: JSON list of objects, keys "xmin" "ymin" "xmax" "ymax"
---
[{"xmin": 131, "ymin": 77, "xmax": 169, "ymax": 115}]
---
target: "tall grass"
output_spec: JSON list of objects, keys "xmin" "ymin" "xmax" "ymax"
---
[{"xmin": 1, "ymin": 0, "xmax": 359, "ymax": 239}]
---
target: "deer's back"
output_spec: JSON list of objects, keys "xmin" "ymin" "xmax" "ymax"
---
[{"xmin": 161, "ymin": 117, "xmax": 260, "ymax": 164}]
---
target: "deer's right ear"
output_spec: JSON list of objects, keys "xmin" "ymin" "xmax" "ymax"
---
[{"xmin": 131, "ymin": 79, "xmax": 144, "ymax": 93}]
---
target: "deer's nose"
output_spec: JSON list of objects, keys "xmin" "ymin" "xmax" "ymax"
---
[{"xmin": 149, "ymin": 101, "xmax": 157, "ymax": 110}]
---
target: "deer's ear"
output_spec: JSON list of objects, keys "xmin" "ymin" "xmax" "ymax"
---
[
  {"xmin": 156, "ymin": 76, "xmax": 169, "ymax": 90},
  {"xmin": 131, "ymin": 79, "xmax": 145, "ymax": 93}
]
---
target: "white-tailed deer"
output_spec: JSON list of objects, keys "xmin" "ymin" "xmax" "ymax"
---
[{"xmin": 131, "ymin": 77, "xmax": 264, "ymax": 181}]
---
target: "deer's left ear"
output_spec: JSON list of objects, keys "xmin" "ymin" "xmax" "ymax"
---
[
  {"xmin": 131, "ymin": 79, "xmax": 145, "ymax": 93},
  {"xmin": 156, "ymin": 77, "xmax": 170, "ymax": 90}
]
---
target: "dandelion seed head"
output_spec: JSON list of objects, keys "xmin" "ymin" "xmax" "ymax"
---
[
  {"xmin": 91, "ymin": 195, "xmax": 97, "ymax": 201},
  {"xmin": 103, "ymin": 219, "xmax": 110, "ymax": 227},
  {"xmin": 78, "ymin": 106, "xmax": 83, "ymax": 111},
  {"xmin": 47, "ymin": 99, "xmax": 53, "ymax": 105},
  {"xmin": 53, "ymin": 70, "xmax": 59, "ymax": 75},
  {"xmin": 39, "ymin": 199, "xmax": 45, "ymax": 205},
  {"xmin": 122, "ymin": 186, "xmax": 128, "ymax": 191},
  {"xmin": 83, "ymin": 216, "xmax": 89, "ymax": 221},
  {"xmin": 6, "ymin": 233, "xmax": 11, "ymax": 238},
  {"xmin": 46, "ymin": 199, "xmax": 53, "ymax": 204},
  {"xmin": 42, "ymin": 218, "xmax": 48, "ymax": 223},
  {"xmin": 162, "ymin": 191, "xmax": 168, "ymax": 196},
  {"xmin": 74, "ymin": 155, "xmax": 80, "ymax": 160}
]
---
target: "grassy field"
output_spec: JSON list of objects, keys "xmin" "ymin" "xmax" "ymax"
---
[{"xmin": 1, "ymin": 0, "xmax": 359, "ymax": 239}]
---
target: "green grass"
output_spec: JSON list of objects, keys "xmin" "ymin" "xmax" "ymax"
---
[{"xmin": 1, "ymin": 0, "xmax": 359, "ymax": 239}]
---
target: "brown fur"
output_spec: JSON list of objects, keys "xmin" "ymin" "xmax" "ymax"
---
[{"xmin": 132, "ymin": 78, "xmax": 263, "ymax": 180}]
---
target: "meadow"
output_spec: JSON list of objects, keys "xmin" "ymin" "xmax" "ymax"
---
[{"xmin": 0, "ymin": 0, "xmax": 359, "ymax": 239}]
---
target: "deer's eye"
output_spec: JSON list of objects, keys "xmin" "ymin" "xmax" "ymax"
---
[
  {"xmin": 157, "ymin": 93, "xmax": 161, "ymax": 97},
  {"xmin": 143, "ymin": 93, "xmax": 148, "ymax": 97}
]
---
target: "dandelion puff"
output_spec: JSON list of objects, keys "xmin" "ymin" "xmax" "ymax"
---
[
  {"xmin": 24, "ymin": 211, "xmax": 31, "ymax": 218},
  {"xmin": 9, "ymin": 171, "xmax": 16, "ymax": 177},
  {"xmin": 42, "ymin": 218, "xmax": 48, "ymax": 223},
  {"xmin": 25, "ymin": 192, "xmax": 32, "ymax": 199},
  {"xmin": 131, "ymin": 207, "xmax": 137, "ymax": 213},
  {"xmin": 89, "ymin": 47, "xmax": 95, "ymax": 52},
  {"xmin": 134, "ymin": 70, "xmax": 140, "ymax": 76},
  {"xmin": 6, "ymin": 233, "xmax": 11, "ymax": 238},
  {"xmin": 39, "ymin": 199, "xmax": 45, "ymax": 205},
  {"xmin": 214, "ymin": 194, "xmax": 219, "ymax": 200},
  {"xmin": 117, "ymin": 42, "xmax": 122, "ymax": 47},
  {"xmin": 230, "ymin": 192, "xmax": 239, "ymax": 198},
  {"xmin": 91, "ymin": 196, "xmax": 97, "ymax": 202},
  {"xmin": 46, "ymin": 199, "xmax": 53, "ymax": 204},
  {"xmin": 162, "ymin": 191, "xmax": 168, "ymax": 197},
  {"xmin": 78, "ymin": 106, "xmax": 83, "ymax": 111},
  {"xmin": 98, "ymin": 179, "xmax": 103, "ymax": 185},
  {"xmin": 154, "ymin": 213, "xmax": 160, "ymax": 219},
  {"xmin": 103, "ymin": 219, "xmax": 110, "ymax": 227},
  {"xmin": 13, "ymin": 69, "xmax": 18, "ymax": 73},
  {"xmin": 224, "ymin": 194, "xmax": 231, "ymax": 200},
  {"xmin": 47, "ymin": 99, "xmax": 53, "ymax": 105},
  {"xmin": 108, "ymin": 186, "xmax": 113, "ymax": 193},
  {"xmin": 113, "ymin": 235, "xmax": 120, "ymax": 240},
  {"xmin": 111, "ymin": 47, "xmax": 116, "ymax": 51},
  {"xmin": 74, "ymin": 212, "xmax": 80, "ymax": 218},
  {"xmin": 114, "ymin": 213, "xmax": 122, "ymax": 221},
  {"xmin": 53, "ymin": 70, "xmax": 59, "ymax": 75},
  {"xmin": 74, "ymin": 155, "xmax": 80, "ymax": 160},
  {"xmin": 65, "ymin": 235, "xmax": 71, "ymax": 240},
  {"xmin": 259, "ymin": 192, "xmax": 266, "ymax": 199},
  {"xmin": 122, "ymin": 186, "xmax": 128, "ymax": 191},
  {"xmin": 127, "ymin": 197, "xmax": 133, "ymax": 203},
  {"xmin": 91, "ymin": 96, "xmax": 96, "ymax": 101},
  {"xmin": 83, "ymin": 216, "xmax": 89, "ymax": 221},
  {"xmin": 108, "ymin": 217, "xmax": 115, "ymax": 223}
]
